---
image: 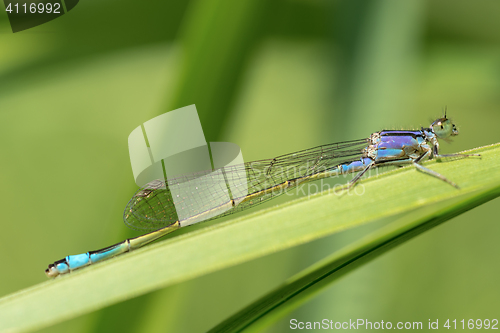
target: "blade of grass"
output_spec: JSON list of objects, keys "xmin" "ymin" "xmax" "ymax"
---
[
  {"xmin": 0, "ymin": 143, "xmax": 499, "ymax": 333},
  {"xmin": 169, "ymin": 0, "xmax": 268, "ymax": 140},
  {"xmin": 92, "ymin": 0, "xmax": 270, "ymax": 331},
  {"xmin": 208, "ymin": 185, "xmax": 500, "ymax": 333}
]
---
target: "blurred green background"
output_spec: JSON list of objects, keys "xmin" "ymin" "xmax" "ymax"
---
[{"xmin": 0, "ymin": 0, "xmax": 499, "ymax": 332}]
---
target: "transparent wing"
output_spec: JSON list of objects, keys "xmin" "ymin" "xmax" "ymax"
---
[{"xmin": 123, "ymin": 139, "xmax": 369, "ymax": 230}]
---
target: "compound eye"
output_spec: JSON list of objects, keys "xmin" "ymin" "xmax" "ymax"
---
[{"xmin": 432, "ymin": 119, "xmax": 453, "ymax": 138}]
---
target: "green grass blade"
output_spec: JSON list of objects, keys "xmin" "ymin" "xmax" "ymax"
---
[
  {"xmin": 208, "ymin": 185, "xmax": 500, "ymax": 333},
  {"xmin": 0, "ymin": 143, "xmax": 499, "ymax": 333},
  {"xmin": 168, "ymin": 0, "xmax": 268, "ymax": 140}
]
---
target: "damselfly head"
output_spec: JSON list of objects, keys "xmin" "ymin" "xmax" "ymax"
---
[{"xmin": 431, "ymin": 116, "xmax": 458, "ymax": 139}]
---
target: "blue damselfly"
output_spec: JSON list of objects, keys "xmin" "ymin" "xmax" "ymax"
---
[{"xmin": 46, "ymin": 114, "xmax": 478, "ymax": 277}]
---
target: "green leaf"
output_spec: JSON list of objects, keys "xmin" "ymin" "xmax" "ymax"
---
[
  {"xmin": 0, "ymin": 143, "xmax": 499, "ymax": 333},
  {"xmin": 208, "ymin": 181, "xmax": 500, "ymax": 333}
]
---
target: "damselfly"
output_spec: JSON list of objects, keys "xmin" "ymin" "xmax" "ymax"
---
[{"xmin": 45, "ymin": 114, "xmax": 479, "ymax": 277}]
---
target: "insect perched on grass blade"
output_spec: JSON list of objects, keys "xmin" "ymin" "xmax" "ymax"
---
[{"xmin": 45, "ymin": 114, "xmax": 479, "ymax": 278}]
